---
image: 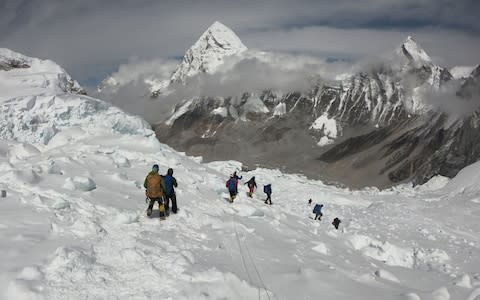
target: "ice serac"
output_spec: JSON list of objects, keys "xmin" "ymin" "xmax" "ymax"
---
[
  {"xmin": 0, "ymin": 48, "xmax": 86, "ymax": 95},
  {"xmin": 0, "ymin": 48, "xmax": 150, "ymax": 144},
  {"xmin": 169, "ymin": 21, "xmax": 247, "ymax": 84}
]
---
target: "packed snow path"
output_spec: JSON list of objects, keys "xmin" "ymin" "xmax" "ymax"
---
[{"xmin": 1, "ymin": 131, "xmax": 480, "ymax": 299}]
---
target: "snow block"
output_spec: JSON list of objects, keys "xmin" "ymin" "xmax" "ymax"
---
[
  {"xmin": 374, "ymin": 269, "xmax": 400, "ymax": 283},
  {"xmin": 312, "ymin": 243, "xmax": 330, "ymax": 255},
  {"xmin": 454, "ymin": 274, "xmax": 472, "ymax": 289},
  {"xmin": 63, "ymin": 176, "xmax": 96, "ymax": 191}
]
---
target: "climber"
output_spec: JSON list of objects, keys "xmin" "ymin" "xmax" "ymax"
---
[
  {"xmin": 313, "ymin": 203, "xmax": 324, "ymax": 220},
  {"xmin": 163, "ymin": 168, "xmax": 178, "ymax": 214},
  {"xmin": 226, "ymin": 174, "xmax": 239, "ymax": 203},
  {"xmin": 263, "ymin": 184, "xmax": 272, "ymax": 205},
  {"xmin": 233, "ymin": 171, "xmax": 242, "ymax": 180},
  {"xmin": 332, "ymin": 217, "xmax": 342, "ymax": 230},
  {"xmin": 144, "ymin": 164, "xmax": 166, "ymax": 218},
  {"xmin": 245, "ymin": 176, "xmax": 257, "ymax": 197}
]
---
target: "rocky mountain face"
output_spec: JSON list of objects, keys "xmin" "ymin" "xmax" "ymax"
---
[{"xmin": 137, "ymin": 23, "xmax": 478, "ymax": 187}]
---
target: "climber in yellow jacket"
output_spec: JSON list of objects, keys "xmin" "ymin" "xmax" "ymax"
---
[{"xmin": 144, "ymin": 164, "xmax": 166, "ymax": 217}]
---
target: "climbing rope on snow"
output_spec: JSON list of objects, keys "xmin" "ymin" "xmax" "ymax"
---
[
  {"xmin": 233, "ymin": 214, "xmax": 275, "ymax": 300},
  {"xmin": 233, "ymin": 216, "xmax": 260, "ymax": 300},
  {"xmin": 243, "ymin": 235, "xmax": 273, "ymax": 300}
]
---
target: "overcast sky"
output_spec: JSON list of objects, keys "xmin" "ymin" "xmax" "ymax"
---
[{"xmin": 1, "ymin": 0, "xmax": 479, "ymax": 87}]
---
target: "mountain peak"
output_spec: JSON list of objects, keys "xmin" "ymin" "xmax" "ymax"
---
[
  {"xmin": 170, "ymin": 21, "xmax": 247, "ymax": 83},
  {"xmin": 398, "ymin": 36, "xmax": 432, "ymax": 64},
  {"xmin": 207, "ymin": 21, "xmax": 232, "ymax": 32},
  {"xmin": 200, "ymin": 21, "xmax": 246, "ymax": 50}
]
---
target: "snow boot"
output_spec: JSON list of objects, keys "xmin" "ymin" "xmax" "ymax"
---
[
  {"xmin": 147, "ymin": 208, "xmax": 152, "ymax": 217},
  {"xmin": 159, "ymin": 205, "xmax": 166, "ymax": 219}
]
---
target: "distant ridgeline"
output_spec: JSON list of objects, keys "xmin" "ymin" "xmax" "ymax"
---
[{"xmin": 98, "ymin": 22, "xmax": 480, "ymax": 188}]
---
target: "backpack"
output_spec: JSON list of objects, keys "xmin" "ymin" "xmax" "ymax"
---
[
  {"xmin": 263, "ymin": 184, "xmax": 272, "ymax": 194},
  {"xmin": 163, "ymin": 175, "xmax": 174, "ymax": 196},
  {"xmin": 313, "ymin": 204, "xmax": 323, "ymax": 214},
  {"xmin": 227, "ymin": 178, "xmax": 236, "ymax": 191},
  {"xmin": 146, "ymin": 173, "xmax": 164, "ymax": 198}
]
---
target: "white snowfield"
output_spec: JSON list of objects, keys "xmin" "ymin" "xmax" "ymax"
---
[{"xmin": 1, "ymin": 49, "xmax": 480, "ymax": 300}]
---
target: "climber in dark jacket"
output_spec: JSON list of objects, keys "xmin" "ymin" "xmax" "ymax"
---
[
  {"xmin": 263, "ymin": 184, "xmax": 272, "ymax": 205},
  {"xmin": 313, "ymin": 204, "xmax": 324, "ymax": 220},
  {"xmin": 245, "ymin": 176, "xmax": 257, "ymax": 198},
  {"xmin": 162, "ymin": 168, "xmax": 178, "ymax": 214}
]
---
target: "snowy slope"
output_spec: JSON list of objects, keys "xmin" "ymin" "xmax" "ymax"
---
[
  {"xmin": 2, "ymin": 131, "xmax": 480, "ymax": 299},
  {"xmin": 450, "ymin": 66, "xmax": 478, "ymax": 80},
  {"xmin": 2, "ymin": 50, "xmax": 480, "ymax": 300}
]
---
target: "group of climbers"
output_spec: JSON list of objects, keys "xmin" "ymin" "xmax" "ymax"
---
[
  {"xmin": 144, "ymin": 164, "xmax": 178, "ymax": 218},
  {"xmin": 143, "ymin": 165, "xmax": 341, "ymax": 230},
  {"xmin": 226, "ymin": 172, "xmax": 340, "ymax": 229},
  {"xmin": 226, "ymin": 172, "xmax": 273, "ymax": 205},
  {"xmin": 309, "ymin": 199, "xmax": 341, "ymax": 230}
]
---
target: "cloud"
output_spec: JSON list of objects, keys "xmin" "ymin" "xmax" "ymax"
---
[
  {"xmin": 94, "ymin": 57, "xmax": 178, "ymax": 122},
  {"xmin": 99, "ymin": 57, "xmax": 178, "ymax": 88},
  {"xmin": 242, "ymin": 26, "xmax": 480, "ymax": 68},
  {"xmin": 97, "ymin": 50, "xmax": 346, "ymax": 123},
  {"xmin": 418, "ymin": 81, "xmax": 480, "ymax": 121},
  {"xmin": 0, "ymin": 0, "xmax": 479, "ymax": 87}
]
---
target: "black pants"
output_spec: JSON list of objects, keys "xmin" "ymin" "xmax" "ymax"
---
[
  {"xmin": 147, "ymin": 197, "xmax": 164, "ymax": 211},
  {"xmin": 265, "ymin": 194, "xmax": 272, "ymax": 204},
  {"xmin": 315, "ymin": 213, "xmax": 323, "ymax": 220},
  {"xmin": 165, "ymin": 193, "xmax": 177, "ymax": 213}
]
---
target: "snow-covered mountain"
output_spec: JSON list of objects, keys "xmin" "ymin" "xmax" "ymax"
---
[
  {"xmin": 156, "ymin": 32, "xmax": 480, "ymax": 187},
  {"xmin": 450, "ymin": 65, "xmax": 478, "ymax": 80},
  {"xmin": 169, "ymin": 21, "xmax": 247, "ymax": 84},
  {"xmin": 98, "ymin": 22, "xmax": 247, "ymax": 97},
  {"xmin": 2, "ymin": 48, "xmax": 480, "ymax": 300},
  {"xmin": 95, "ymin": 22, "xmax": 479, "ymax": 188}
]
